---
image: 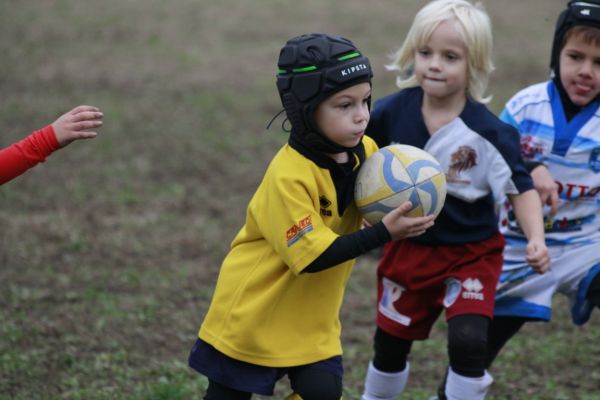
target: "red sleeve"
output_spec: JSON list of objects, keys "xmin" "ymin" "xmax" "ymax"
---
[{"xmin": 0, "ymin": 125, "xmax": 60, "ymax": 185}]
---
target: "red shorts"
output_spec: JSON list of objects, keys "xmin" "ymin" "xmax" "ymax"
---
[{"xmin": 376, "ymin": 232, "xmax": 504, "ymax": 340}]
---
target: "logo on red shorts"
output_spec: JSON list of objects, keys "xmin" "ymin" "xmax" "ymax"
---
[
  {"xmin": 462, "ymin": 278, "xmax": 484, "ymax": 301},
  {"xmin": 378, "ymin": 277, "xmax": 411, "ymax": 326}
]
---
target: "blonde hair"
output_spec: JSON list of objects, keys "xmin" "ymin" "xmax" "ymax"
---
[{"xmin": 387, "ymin": 0, "xmax": 494, "ymax": 103}]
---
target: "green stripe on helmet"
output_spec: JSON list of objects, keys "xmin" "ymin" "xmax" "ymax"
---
[
  {"xmin": 337, "ymin": 52, "xmax": 360, "ymax": 61},
  {"xmin": 292, "ymin": 65, "xmax": 317, "ymax": 73}
]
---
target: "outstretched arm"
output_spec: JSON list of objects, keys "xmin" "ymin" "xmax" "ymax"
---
[
  {"xmin": 0, "ymin": 105, "xmax": 102, "ymax": 185},
  {"xmin": 0, "ymin": 125, "xmax": 59, "ymax": 185}
]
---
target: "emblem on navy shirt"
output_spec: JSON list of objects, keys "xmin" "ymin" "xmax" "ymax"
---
[
  {"xmin": 590, "ymin": 147, "xmax": 600, "ymax": 172},
  {"xmin": 447, "ymin": 145, "xmax": 477, "ymax": 184},
  {"xmin": 319, "ymin": 195, "xmax": 332, "ymax": 216}
]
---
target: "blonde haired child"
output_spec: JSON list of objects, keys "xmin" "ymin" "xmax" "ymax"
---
[
  {"xmin": 361, "ymin": 1, "xmax": 549, "ymax": 399},
  {"xmin": 387, "ymin": 0, "xmax": 494, "ymax": 104}
]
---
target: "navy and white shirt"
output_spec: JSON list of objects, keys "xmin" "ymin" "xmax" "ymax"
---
[{"xmin": 367, "ymin": 86, "xmax": 533, "ymax": 245}]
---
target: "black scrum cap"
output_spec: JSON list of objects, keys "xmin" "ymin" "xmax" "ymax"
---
[{"xmin": 276, "ymin": 33, "xmax": 373, "ymax": 153}]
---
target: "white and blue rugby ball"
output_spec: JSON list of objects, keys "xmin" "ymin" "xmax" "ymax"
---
[{"xmin": 355, "ymin": 144, "xmax": 447, "ymax": 224}]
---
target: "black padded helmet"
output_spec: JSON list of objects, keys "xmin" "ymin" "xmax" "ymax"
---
[
  {"xmin": 551, "ymin": 1, "xmax": 600, "ymax": 76},
  {"xmin": 276, "ymin": 33, "xmax": 373, "ymax": 153}
]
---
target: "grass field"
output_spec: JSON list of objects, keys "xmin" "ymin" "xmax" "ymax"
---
[{"xmin": 1, "ymin": 0, "xmax": 599, "ymax": 399}]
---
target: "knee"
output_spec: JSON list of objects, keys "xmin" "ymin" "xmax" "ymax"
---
[
  {"xmin": 447, "ymin": 315, "xmax": 489, "ymax": 377},
  {"xmin": 291, "ymin": 369, "xmax": 342, "ymax": 400},
  {"xmin": 448, "ymin": 321, "xmax": 488, "ymax": 356},
  {"xmin": 373, "ymin": 328, "xmax": 413, "ymax": 372}
]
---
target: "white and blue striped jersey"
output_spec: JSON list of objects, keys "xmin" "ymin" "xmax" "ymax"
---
[
  {"xmin": 499, "ymin": 80, "xmax": 600, "ymax": 249},
  {"xmin": 495, "ymin": 81, "xmax": 600, "ymax": 324}
]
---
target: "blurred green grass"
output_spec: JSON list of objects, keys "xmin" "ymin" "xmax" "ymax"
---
[{"xmin": 1, "ymin": 0, "xmax": 598, "ymax": 399}]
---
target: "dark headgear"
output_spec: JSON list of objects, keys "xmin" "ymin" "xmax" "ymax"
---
[
  {"xmin": 551, "ymin": 1, "xmax": 600, "ymax": 75},
  {"xmin": 276, "ymin": 33, "xmax": 373, "ymax": 153}
]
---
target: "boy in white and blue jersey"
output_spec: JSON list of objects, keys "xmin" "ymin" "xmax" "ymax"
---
[{"xmin": 488, "ymin": 0, "xmax": 600, "ymax": 368}]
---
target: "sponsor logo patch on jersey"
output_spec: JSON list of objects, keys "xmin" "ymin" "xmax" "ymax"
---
[
  {"xmin": 520, "ymin": 135, "xmax": 546, "ymax": 159},
  {"xmin": 462, "ymin": 278, "xmax": 484, "ymax": 301},
  {"xmin": 506, "ymin": 207, "xmax": 590, "ymax": 233},
  {"xmin": 286, "ymin": 215, "xmax": 314, "ymax": 247},
  {"xmin": 543, "ymin": 215, "xmax": 588, "ymax": 232}
]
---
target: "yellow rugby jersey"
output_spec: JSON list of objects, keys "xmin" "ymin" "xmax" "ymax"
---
[{"xmin": 198, "ymin": 136, "xmax": 378, "ymax": 367}]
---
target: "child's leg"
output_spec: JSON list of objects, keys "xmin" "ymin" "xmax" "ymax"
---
[
  {"xmin": 485, "ymin": 315, "xmax": 527, "ymax": 368},
  {"xmin": 204, "ymin": 379, "xmax": 252, "ymax": 400},
  {"xmin": 586, "ymin": 271, "xmax": 600, "ymax": 307},
  {"xmin": 362, "ymin": 362, "xmax": 410, "ymax": 400},
  {"xmin": 362, "ymin": 328, "xmax": 413, "ymax": 400},
  {"xmin": 443, "ymin": 368, "xmax": 493, "ymax": 400},
  {"xmin": 188, "ymin": 339, "xmax": 282, "ymax": 399},
  {"xmin": 288, "ymin": 366, "xmax": 342, "ymax": 400},
  {"xmin": 447, "ymin": 314, "xmax": 489, "ymax": 377},
  {"xmin": 436, "ymin": 315, "xmax": 492, "ymax": 400},
  {"xmin": 372, "ymin": 327, "xmax": 413, "ymax": 372},
  {"xmin": 575, "ymin": 264, "xmax": 600, "ymax": 324}
]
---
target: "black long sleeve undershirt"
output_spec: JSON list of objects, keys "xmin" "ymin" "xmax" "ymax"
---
[
  {"xmin": 302, "ymin": 221, "xmax": 391, "ymax": 273},
  {"xmin": 523, "ymin": 160, "xmax": 546, "ymax": 172}
]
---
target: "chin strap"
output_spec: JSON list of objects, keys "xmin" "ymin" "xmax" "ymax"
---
[{"xmin": 265, "ymin": 108, "xmax": 289, "ymax": 131}]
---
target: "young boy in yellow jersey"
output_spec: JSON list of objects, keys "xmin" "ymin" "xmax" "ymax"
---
[{"xmin": 187, "ymin": 33, "xmax": 436, "ymax": 400}]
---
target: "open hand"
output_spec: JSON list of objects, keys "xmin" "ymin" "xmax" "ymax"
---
[
  {"xmin": 381, "ymin": 201, "xmax": 435, "ymax": 241},
  {"xmin": 52, "ymin": 105, "xmax": 103, "ymax": 147}
]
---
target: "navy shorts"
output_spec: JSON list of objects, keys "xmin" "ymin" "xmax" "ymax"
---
[{"xmin": 188, "ymin": 339, "xmax": 343, "ymax": 396}]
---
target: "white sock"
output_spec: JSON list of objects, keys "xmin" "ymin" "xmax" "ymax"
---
[
  {"xmin": 361, "ymin": 361, "xmax": 409, "ymax": 400},
  {"xmin": 445, "ymin": 367, "xmax": 493, "ymax": 400}
]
